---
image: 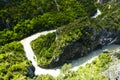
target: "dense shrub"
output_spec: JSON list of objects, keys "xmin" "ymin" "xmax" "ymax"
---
[
  {"xmin": 31, "ymin": 32, "xmax": 56, "ymax": 66},
  {"xmin": 0, "ymin": 0, "xmax": 97, "ymax": 45},
  {"xmin": 0, "ymin": 41, "xmax": 29, "ymax": 79},
  {"xmin": 56, "ymin": 53, "xmax": 112, "ymax": 80},
  {"xmin": 31, "ymin": 4, "xmax": 120, "ymax": 66}
]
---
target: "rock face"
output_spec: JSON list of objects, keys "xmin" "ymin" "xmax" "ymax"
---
[
  {"xmin": 41, "ymin": 26, "xmax": 120, "ymax": 68},
  {"xmin": 27, "ymin": 66, "xmax": 35, "ymax": 78},
  {"xmin": 105, "ymin": 64, "xmax": 120, "ymax": 80}
]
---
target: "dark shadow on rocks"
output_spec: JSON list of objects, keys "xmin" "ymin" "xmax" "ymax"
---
[
  {"xmin": 26, "ymin": 66, "xmax": 35, "ymax": 78},
  {"xmin": 40, "ymin": 27, "xmax": 120, "ymax": 69}
]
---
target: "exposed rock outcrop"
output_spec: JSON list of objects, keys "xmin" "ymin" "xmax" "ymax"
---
[
  {"xmin": 41, "ymin": 27, "xmax": 120, "ymax": 68},
  {"xmin": 27, "ymin": 66, "xmax": 35, "ymax": 78}
]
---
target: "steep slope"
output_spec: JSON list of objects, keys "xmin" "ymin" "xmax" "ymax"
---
[
  {"xmin": 20, "ymin": 30, "xmax": 61, "ymax": 77},
  {"xmin": 31, "ymin": 0, "xmax": 120, "ymax": 68},
  {"xmin": 0, "ymin": 0, "xmax": 97, "ymax": 46},
  {"xmin": 0, "ymin": 0, "xmax": 120, "ymax": 79}
]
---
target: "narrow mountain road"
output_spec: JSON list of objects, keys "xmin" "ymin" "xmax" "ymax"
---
[
  {"xmin": 71, "ymin": 44, "xmax": 120, "ymax": 70},
  {"xmin": 19, "ymin": 9, "xmax": 120, "ymax": 77},
  {"xmin": 20, "ymin": 30, "xmax": 61, "ymax": 77},
  {"xmin": 20, "ymin": 29, "xmax": 120, "ymax": 77}
]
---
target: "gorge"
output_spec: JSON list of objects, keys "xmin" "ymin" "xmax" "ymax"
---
[
  {"xmin": 21, "ymin": 28, "xmax": 120, "ymax": 76},
  {"xmin": 0, "ymin": 0, "xmax": 120, "ymax": 79},
  {"xmin": 40, "ymin": 27, "xmax": 120, "ymax": 68},
  {"xmin": 21, "ymin": 1, "xmax": 120, "ymax": 76}
]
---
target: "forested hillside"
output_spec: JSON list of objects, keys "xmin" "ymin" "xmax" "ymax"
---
[
  {"xmin": 0, "ymin": 42, "xmax": 30, "ymax": 80},
  {"xmin": 31, "ymin": 0, "xmax": 120, "ymax": 68},
  {"xmin": 0, "ymin": 0, "xmax": 96, "ymax": 45},
  {"xmin": 0, "ymin": 0, "xmax": 120, "ymax": 80}
]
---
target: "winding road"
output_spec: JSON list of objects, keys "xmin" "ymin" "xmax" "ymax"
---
[
  {"xmin": 20, "ymin": 9, "xmax": 120, "ymax": 77},
  {"xmin": 20, "ymin": 30, "xmax": 61, "ymax": 77},
  {"xmin": 20, "ymin": 29, "xmax": 120, "ymax": 77}
]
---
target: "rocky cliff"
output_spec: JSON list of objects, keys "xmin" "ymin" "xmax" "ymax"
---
[
  {"xmin": 40, "ymin": 27, "xmax": 120, "ymax": 68},
  {"xmin": 33, "ymin": 0, "xmax": 120, "ymax": 69}
]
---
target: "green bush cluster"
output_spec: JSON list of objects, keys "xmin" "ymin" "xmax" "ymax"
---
[
  {"xmin": 33, "ymin": 75, "xmax": 55, "ymax": 80},
  {"xmin": 31, "ymin": 0, "xmax": 120, "ymax": 67},
  {"xmin": 0, "ymin": 0, "xmax": 96, "ymax": 46},
  {"xmin": 56, "ymin": 53, "xmax": 112, "ymax": 80},
  {"xmin": 0, "ymin": 0, "xmax": 120, "ymax": 80},
  {"xmin": 94, "ymin": 0, "xmax": 120, "ymax": 30},
  {"xmin": 31, "ymin": 32, "xmax": 56, "ymax": 66},
  {"xmin": 31, "ymin": 17, "xmax": 92, "ymax": 66},
  {"xmin": 0, "ymin": 41, "xmax": 29, "ymax": 80},
  {"xmin": 33, "ymin": 53, "xmax": 112, "ymax": 80}
]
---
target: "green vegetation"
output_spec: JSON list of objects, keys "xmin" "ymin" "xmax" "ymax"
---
[
  {"xmin": 31, "ymin": 32, "xmax": 56, "ymax": 66},
  {"xmin": 0, "ymin": 0, "xmax": 97, "ymax": 79},
  {"xmin": 0, "ymin": 0, "xmax": 96, "ymax": 45},
  {"xmin": 56, "ymin": 53, "xmax": 112, "ymax": 80},
  {"xmin": 0, "ymin": 0, "xmax": 120, "ymax": 80},
  {"xmin": 31, "ymin": 0, "xmax": 120, "ymax": 66},
  {"xmin": 94, "ymin": 0, "xmax": 120, "ymax": 30},
  {"xmin": 31, "ymin": 17, "xmax": 92, "ymax": 66},
  {"xmin": 31, "ymin": 49, "xmax": 120, "ymax": 80},
  {"xmin": 33, "ymin": 52, "xmax": 114, "ymax": 80},
  {"xmin": 60, "ymin": 63, "xmax": 72, "ymax": 74},
  {"xmin": 33, "ymin": 75, "xmax": 55, "ymax": 80},
  {"xmin": 0, "ymin": 41, "xmax": 29, "ymax": 80}
]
